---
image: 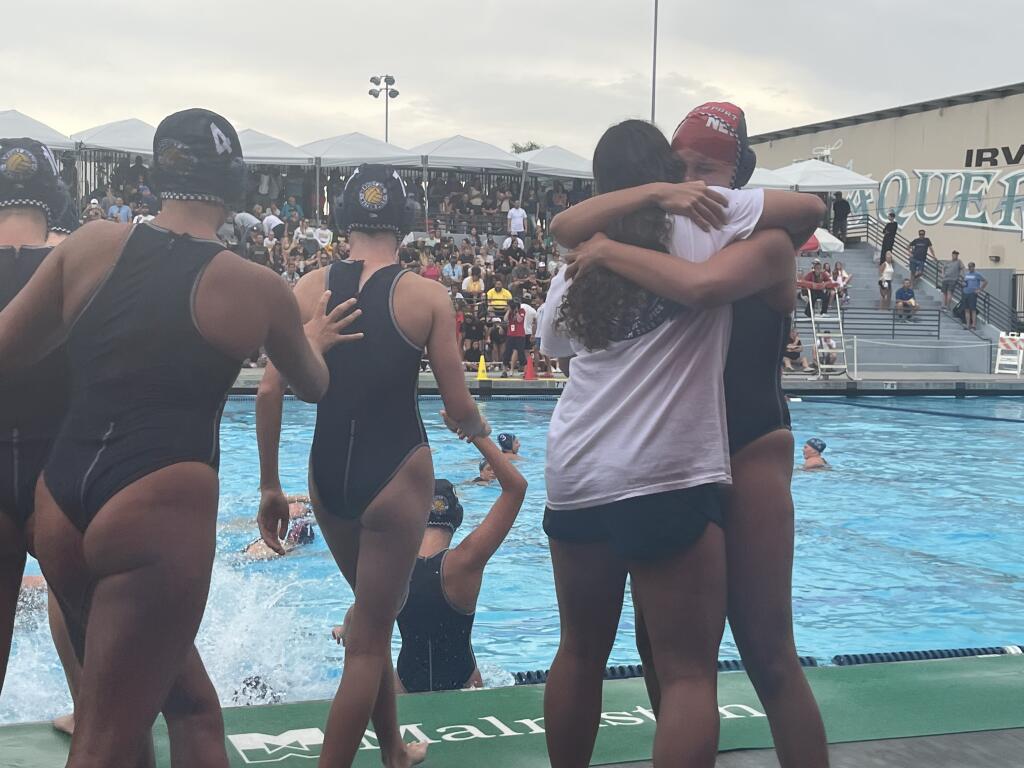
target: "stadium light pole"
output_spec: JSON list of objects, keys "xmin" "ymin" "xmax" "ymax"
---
[
  {"xmin": 651, "ymin": 0, "xmax": 658, "ymax": 123},
  {"xmin": 368, "ymin": 75, "xmax": 399, "ymax": 143}
]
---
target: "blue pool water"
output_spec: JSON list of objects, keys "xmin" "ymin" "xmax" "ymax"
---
[{"xmin": 4, "ymin": 395, "xmax": 1024, "ymax": 723}]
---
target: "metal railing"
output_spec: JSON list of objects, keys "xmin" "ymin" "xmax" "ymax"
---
[
  {"xmin": 839, "ymin": 307, "xmax": 942, "ymax": 339},
  {"xmin": 846, "ymin": 214, "xmax": 1021, "ymax": 331}
]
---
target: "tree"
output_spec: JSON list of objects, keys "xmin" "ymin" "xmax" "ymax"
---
[{"xmin": 511, "ymin": 140, "xmax": 542, "ymax": 154}]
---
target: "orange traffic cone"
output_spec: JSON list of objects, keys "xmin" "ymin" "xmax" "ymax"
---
[
  {"xmin": 476, "ymin": 355, "xmax": 489, "ymax": 381},
  {"xmin": 524, "ymin": 355, "xmax": 537, "ymax": 381}
]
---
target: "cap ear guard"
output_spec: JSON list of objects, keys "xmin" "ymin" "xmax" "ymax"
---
[
  {"xmin": 732, "ymin": 111, "xmax": 756, "ymax": 189},
  {"xmin": 0, "ymin": 138, "xmax": 66, "ymax": 227}
]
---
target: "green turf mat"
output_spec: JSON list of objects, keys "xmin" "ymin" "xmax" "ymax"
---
[{"xmin": 3, "ymin": 655, "xmax": 1022, "ymax": 766}]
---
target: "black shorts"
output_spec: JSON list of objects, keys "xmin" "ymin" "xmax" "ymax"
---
[
  {"xmin": 910, "ymin": 259, "xmax": 925, "ymax": 274},
  {"xmin": 964, "ymin": 293, "xmax": 978, "ymax": 311},
  {"xmin": 543, "ymin": 485, "xmax": 723, "ymax": 562},
  {"xmin": 525, "ymin": 335, "xmax": 534, "ymax": 350},
  {"xmin": 504, "ymin": 336, "xmax": 527, "ymax": 363}
]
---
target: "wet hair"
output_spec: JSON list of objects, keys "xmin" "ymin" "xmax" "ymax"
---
[{"xmin": 558, "ymin": 120, "xmax": 683, "ymax": 350}]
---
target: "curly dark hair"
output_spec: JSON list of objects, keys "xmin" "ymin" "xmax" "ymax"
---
[{"xmin": 558, "ymin": 120, "xmax": 684, "ymax": 350}]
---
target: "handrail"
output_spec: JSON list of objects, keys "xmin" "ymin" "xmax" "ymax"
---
[{"xmin": 847, "ymin": 214, "xmax": 1020, "ymax": 331}]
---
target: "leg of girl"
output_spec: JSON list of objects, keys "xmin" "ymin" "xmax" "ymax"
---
[
  {"xmin": 544, "ymin": 539, "xmax": 627, "ymax": 768},
  {"xmin": 725, "ymin": 430, "xmax": 829, "ymax": 767},
  {"xmin": 315, "ymin": 447, "xmax": 433, "ymax": 768},
  {"xmin": 629, "ymin": 524, "xmax": 727, "ymax": 768}
]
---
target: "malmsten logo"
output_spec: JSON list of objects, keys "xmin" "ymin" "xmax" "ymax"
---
[{"xmin": 227, "ymin": 703, "xmax": 766, "ymax": 763}]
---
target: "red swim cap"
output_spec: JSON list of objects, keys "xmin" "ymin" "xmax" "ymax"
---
[{"xmin": 671, "ymin": 102, "xmax": 745, "ymax": 163}]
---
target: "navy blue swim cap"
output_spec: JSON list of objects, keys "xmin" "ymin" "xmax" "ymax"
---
[
  {"xmin": 0, "ymin": 138, "xmax": 66, "ymax": 227},
  {"xmin": 152, "ymin": 108, "xmax": 246, "ymax": 210},
  {"xmin": 336, "ymin": 164, "xmax": 413, "ymax": 238},
  {"xmin": 429, "ymin": 479, "xmax": 464, "ymax": 533},
  {"xmin": 498, "ymin": 432, "xmax": 516, "ymax": 452},
  {"xmin": 806, "ymin": 438, "xmax": 827, "ymax": 454}
]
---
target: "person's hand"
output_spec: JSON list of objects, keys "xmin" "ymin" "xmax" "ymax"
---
[
  {"xmin": 304, "ymin": 292, "xmax": 363, "ymax": 354},
  {"xmin": 332, "ymin": 606, "xmax": 354, "ymax": 646},
  {"xmin": 440, "ymin": 409, "xmax": 490, "ymax": 441},
  {"xmin": 654, "ymin": 181, "xmax": 729, "ymax": 231},
  {"xmin": 257, "ymin": 487, "xmax": 290, "ymax": 556},
  {"xmin": 563, "ymin": 232, "xmax": 611, "ymax": 281}
]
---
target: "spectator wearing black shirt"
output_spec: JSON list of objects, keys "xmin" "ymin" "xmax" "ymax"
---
[
  {"xmin": 534, "ymin": 261, "xmax": 552, "ymax": 291},
  {"xmin": 880, "ymin": 211, "xmax": 898, "ymax": 259},
  {"xmin": 831, "ymin": 192, "xmax": 851, "ymax": 241},
  {"xmin": 462, "ymin": 311, "xmax": 485, "ymax": 352},
  {"xmin": 908, "ymin": 229, "xmax": 935, "ymax": 285},
  {"xmin": 128, "ymin": 155, "xmax": 150, "ymax": 188},
  {"xmin": 488, "ymin": 317, "xmax": 506, "ymax": 367}
]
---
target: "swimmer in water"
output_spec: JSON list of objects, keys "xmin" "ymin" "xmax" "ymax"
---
[
  {"xmin": 335, "ymin": 426, "xmax": 525, "ymax": 698},
  {"xmin": 802, "ymin": 438, "xmax": 829, "ymax": 470},
  {"xmin": 471, "ymin": 459, "xmax": 496, "ymax": 485},
  {"xmin": 257, "ymin": 164, "xmax": 488, "ymax": 767},
  {"xmin": 243, "ymin": 517, "xmax": 316, "ymax": 560},
  {"xmin": 497, "ymin": 431, "xmax": 521, "ymax": 460},
  {"xmin": 0, "ymin": 109, "xmax": 362, "ymax": 768}
]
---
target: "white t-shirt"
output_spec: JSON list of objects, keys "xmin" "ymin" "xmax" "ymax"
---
[
  {"xmin": 522, "ymin": 303, "xmax": 538, "ymax": 336},
  {"xmin": 501, "ymin": 235, "xmax": 524, "ymax": 251},
  {"xmin": 507, "ymin": 207, "xmax": 527, "ymax": 234},
  {"xmin": 541, "ymin": 188, "xmax": 764, "ymax": 510},
  {"xmin": 262, "ymin": 214, "xmax": 284, "ymax": 235}
]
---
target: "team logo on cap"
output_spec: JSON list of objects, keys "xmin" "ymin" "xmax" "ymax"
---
[
  {"xmin": 156, "ymin": 138, "xmax": 197, "ymax": 173},
  {"xmin": 358, "ymin": 180, "xmax": 388, "ymax": 211},
  {"xmin": 0, "ymin": 148, "xmax": 39, "ymax": 182},
  {"xmin": 432, "ymin": 496, "xmax": 448, "ymax": 514}
]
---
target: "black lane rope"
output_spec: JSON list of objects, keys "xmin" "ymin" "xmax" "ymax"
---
[{"xmin": 797, "ymin": 397, "xmax": 1024, "ymax": 424}]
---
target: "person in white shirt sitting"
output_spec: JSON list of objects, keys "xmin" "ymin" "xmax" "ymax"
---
[{"xmin": 314, "ymin": 222, "xmax": 333, "ymax": 249}]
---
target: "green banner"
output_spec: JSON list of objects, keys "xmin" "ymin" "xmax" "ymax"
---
[{"xmin": 3, "ymin": 656, "xmax": 1022, "ymax": 767}]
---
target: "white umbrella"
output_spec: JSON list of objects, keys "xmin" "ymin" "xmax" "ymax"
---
[
  {"xmin": 519, "ymin": 146, "xmax": 592, "ymax": 179},
  {"xmin": 301, "ymin": 132, "xmax": 419, "ymax": 167},
  {"xmin": 0, "ymin": 109, "xmax": 74, "ymax": 150},
  {"xmin": 72, "ymin": 118, "xmax": 156, "ymax": 156},
  {"xmin": 745, "ymin": 167, "xmax": 794, "ymax": 190},
  {"xmin": 772, "ymin": 159, "xmax": 877, "ymax": 192}
]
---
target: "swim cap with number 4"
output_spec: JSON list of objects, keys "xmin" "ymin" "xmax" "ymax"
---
[{"xmin": 152, "ymin": 108, "xmax": 247, "ymax": 209}]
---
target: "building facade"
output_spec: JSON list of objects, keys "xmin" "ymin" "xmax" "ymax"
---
[{"xmin": 750, "ymin": 84, "xmax": 1024, "ymax": 307}]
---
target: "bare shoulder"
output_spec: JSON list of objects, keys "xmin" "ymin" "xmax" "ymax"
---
[
  {"xmin": 58, "ymin": 219, "xmax": 131, "ymax": 263},
  {"xmin": 396, "ymin": 271, "xmax": 451, "ymax": 306}
]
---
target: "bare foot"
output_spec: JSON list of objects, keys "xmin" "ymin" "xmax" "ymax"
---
[
  {"xmin": 52, "ymin": 712, "xmax": 75, "ymax": 736},
  {"xmin": 382, "ymin": 740, "xmax": 428, "ymax": 768}
]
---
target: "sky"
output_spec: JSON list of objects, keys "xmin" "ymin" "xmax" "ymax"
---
[{"xmin": 4, "ymin": 0, "xmax": 1022, "ymax": 159}]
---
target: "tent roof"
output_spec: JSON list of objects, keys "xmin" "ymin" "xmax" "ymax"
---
[
  {"xmin": 519, "ymin": 145, "xmax": 592, "ymax": 179},
  {"xmin": 772, "ymin": 158, "xmax": 877, "ymax": 192},
  {"xmin": 238, "ymin": 129, "xmax": 313, "ymax": 166},
  {"xmin": 301, "ymin": 132, "xmax": 419, "ymax": 167},
  {"xmin": 71, "ymin": 118, "xmax": 155, "ymax": 155},
  {"xmin": 745, "ymin": 167, "xmax": 794, "ymax": 190},
  {"xmin": 0, "ymin": 109, "xmax": 74, "ymax": 150},
  {"xmin": 408, "ymin": 135, "xmax": 522, "ymax": 172}
]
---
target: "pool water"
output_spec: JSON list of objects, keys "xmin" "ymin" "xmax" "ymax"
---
[{"xmin": 4, "ymin": 395, "xmax": 1024, "ymax": 724}]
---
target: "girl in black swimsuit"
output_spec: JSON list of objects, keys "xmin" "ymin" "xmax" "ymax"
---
[
  {"xmin": 555, "ymin": 105, "xmax": 830, "ymax": 767},
  {"xmin": 0, "ymin": 110, "xmax": 362, "ymax": 768},
  {"xmin": 256, "ymin": 165, "xmax": 488, "ymax": 767}
]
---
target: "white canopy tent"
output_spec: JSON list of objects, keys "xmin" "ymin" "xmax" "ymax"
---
[
  {"xmin": 745, "ymin": 167, "xmax": 794, "ymax": 190},
  {"xmin": 0, "ymin": 109, "xmax": 74, "ymax": 150},
  {"xmin": 301, "ymin": 132, "xmax": 419, "ymax": 167},
  {"xmin": 409, "ymin": 135, "xmax": 522, "ymax": 172},
  {"xmin": 519, "ymin": 145, "xmax": 592, "ymax": 179},
  {"xmin": 237, "ymin": 129, "xmax": 313, "ymax": 166},
  {"xmin": 814, "ymin": 227, "xmax": 845, "ymax": 253},
  {"xmin": 772, "ymin": 159, "xmax": 877, "ymax": 192},
  {"xmin": 72, "ymin": 118, "xmax": 156, "ymax": 156}
]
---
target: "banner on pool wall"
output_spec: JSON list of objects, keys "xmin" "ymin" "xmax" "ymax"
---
[
  {"xmin": 225, "ymin": 699, "xmax": 766, "ymax": 764},
  {"xmin": 846, "ymin": 166, "xmax": 1024, "ymax": 239}
]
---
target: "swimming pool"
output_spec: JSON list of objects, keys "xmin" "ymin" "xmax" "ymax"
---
[{"xmin": 4, "ymin": 395, "xmax": 1023, "ymax": 724}]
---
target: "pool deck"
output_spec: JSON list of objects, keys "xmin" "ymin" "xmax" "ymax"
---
[
  {"xmin": 611, "ymin": 728, "xmax": 1024, "ymax": 767},
  {"xmin": 232, "ymin": 368, "xmax": 1024, "ymax": 397}
]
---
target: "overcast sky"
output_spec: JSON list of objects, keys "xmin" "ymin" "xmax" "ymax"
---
[{"xmin": 5, "ymin": 0, "xmax": 1021, "ymax": 158}]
